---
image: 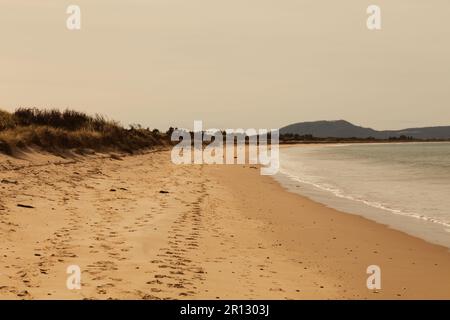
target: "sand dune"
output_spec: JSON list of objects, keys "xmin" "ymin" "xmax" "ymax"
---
[{"xmin": 0, "ymin": 149, "xmax": 449, "ymax": 299}]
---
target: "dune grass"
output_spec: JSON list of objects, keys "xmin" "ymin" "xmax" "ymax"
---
[{"xmin": 0, "ymin": 108, "xmax": 168, "ymax": 155}]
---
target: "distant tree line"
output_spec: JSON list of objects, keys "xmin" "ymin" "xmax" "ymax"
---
[{"xmin": 279, "ymin": 133, "xmax": 422, "ymax": 143}]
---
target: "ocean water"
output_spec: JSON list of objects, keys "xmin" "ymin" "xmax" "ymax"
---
[{"xmin": 274, "ymin": 142, "xmax": 450, "ymax": 249}]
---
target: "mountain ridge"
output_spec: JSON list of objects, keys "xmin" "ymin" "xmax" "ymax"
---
[{"xmin": 280, "ymin": 120, "xmax": 450, "ymax": 139}]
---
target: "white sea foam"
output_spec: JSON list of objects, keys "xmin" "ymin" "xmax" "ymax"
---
[{"xmin": 278, "ymin": 168, "xmax": 450, "ymax": 229}]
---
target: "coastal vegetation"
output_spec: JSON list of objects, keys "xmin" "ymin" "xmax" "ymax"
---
[{"xmin": 0, "ymin": 108, "xmax": 168, "ymax": 155}]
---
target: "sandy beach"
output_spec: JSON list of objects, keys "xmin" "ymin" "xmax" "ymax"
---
[{"xmin": 0, "ymin": 148, "xmax": 449, "ymax": 300}]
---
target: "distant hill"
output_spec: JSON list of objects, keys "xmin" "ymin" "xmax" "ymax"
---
[{"xmin": 280, "ymin": 120, "xmax": 450, "ymax": 140}]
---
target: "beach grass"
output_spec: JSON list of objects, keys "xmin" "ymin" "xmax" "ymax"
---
[{"xmin": 0, "ymin": 108, "xmax": 168, "ymax": 155}]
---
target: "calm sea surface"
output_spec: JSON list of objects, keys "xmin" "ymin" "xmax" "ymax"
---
[{"xmin": 275, "ymin": 142, "xmax": 450, "ymax": 249}]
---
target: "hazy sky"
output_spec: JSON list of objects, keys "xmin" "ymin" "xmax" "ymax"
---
[{"xmin": 1, "ymin": 0, "xmax": 449, "ymax": 130}]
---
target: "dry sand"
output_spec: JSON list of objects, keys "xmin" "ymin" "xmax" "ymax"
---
[{"xmin": 0, "ymin": 149, "xmax": 449, "ymax": 299}]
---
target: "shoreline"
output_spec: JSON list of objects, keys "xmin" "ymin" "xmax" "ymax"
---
[
  {"xmin": 0, "ymin": 150, "xmax": 449, "ymax": 299},
  {"xmin": 276, "ymin": 142, "xmax": 450, "ymax": 250},
  {"xmin": 202, "ymin": 163, "xmax": 450, "ymax": 299}
]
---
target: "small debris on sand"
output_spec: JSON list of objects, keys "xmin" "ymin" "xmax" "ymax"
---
[
  {"xmin": 17, "ymin": 204, "xmax": 34, "ymax": 209},
  {"xmin": 1, "ymin": 179, "xmax": 18, "ymax": 184}
]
